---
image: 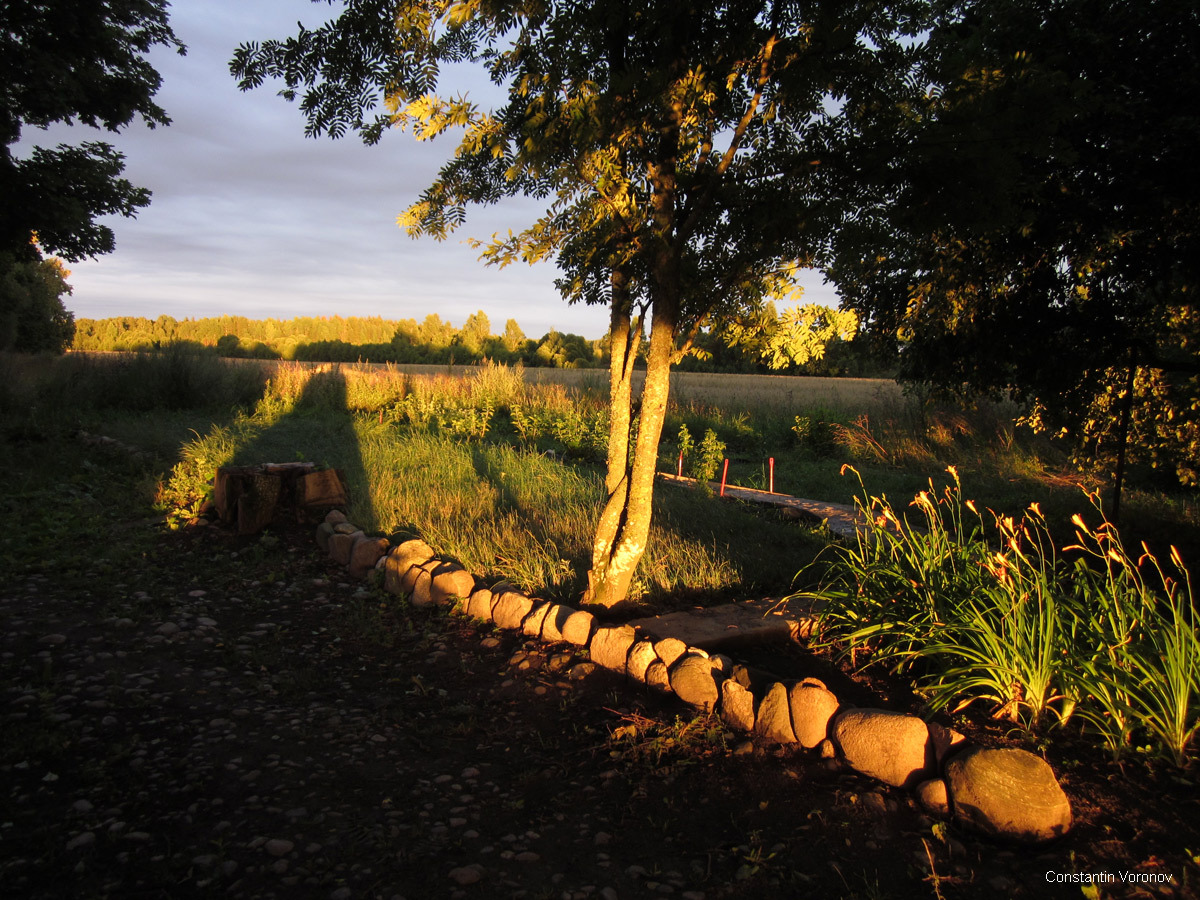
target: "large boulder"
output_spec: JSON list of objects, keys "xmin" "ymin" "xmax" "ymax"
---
[
  {"xmin": 831, "ymin": 709, "xmax": 935, "ymax": 789},
  {"xmin": 945, "ymin": 747, "xmax": 1072, "ymax": 843}
]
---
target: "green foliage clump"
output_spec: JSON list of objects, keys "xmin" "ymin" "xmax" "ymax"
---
[
  {"xmin": 790, "ymin": 409, "xmax": 840, "ymax": 457},
  {"xmin": 0, "ymin": 252, "xmax": 75, "ymax": 353},
  {"xmin": 802, "ymin": 468, "xmax": 1200, "ymax": 766}
]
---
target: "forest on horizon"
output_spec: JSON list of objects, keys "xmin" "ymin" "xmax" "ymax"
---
[{"xmin": 71, "ymin": 310, "xmax": 893, "ymax": 377}]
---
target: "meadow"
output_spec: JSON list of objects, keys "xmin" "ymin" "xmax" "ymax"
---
[{"xmin": 3, "ymin": 348, "xmax": 1197, "ymax": 766}]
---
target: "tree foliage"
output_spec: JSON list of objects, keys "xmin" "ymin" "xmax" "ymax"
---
[
  {"xmin": 233, "ymin": 0, "xmax": 924, "ymax": 605},
  {"xmin": 0, "ymin": 248, "xmax": 75, "ymax": 353},
  {"xmin": 1, "ymin": 0, "xmax": 184, "ymax": 262},
  {"xmin": 827, "ymin": 0, "xmax": 1200, "ymax": 495},
  {"xmin": 1, "ymin": 0, "xmax": 182, "ymax": 353}
]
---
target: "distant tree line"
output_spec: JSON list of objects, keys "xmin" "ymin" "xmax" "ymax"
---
[{"xmin": 71, "ymin": 309, "xmax": 891, "ymax": 376}]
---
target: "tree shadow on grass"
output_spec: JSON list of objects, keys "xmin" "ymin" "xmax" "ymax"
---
[{"xmin": 225, "ymin": 365, "xmax": 377, "ymax": 533}]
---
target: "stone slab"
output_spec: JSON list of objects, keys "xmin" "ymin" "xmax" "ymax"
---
[{"xmin": 627, "ymin": 596, "xmax": 818, "ymax": 651}]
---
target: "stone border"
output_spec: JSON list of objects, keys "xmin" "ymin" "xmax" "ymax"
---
[{"xmin": 315, "ymin": 510, "xmax": 1073, "ymax": 845}]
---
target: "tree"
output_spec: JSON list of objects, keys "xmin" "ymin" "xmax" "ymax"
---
[
  {"xmin": 826, "ymin": 0, "xmax": 1200, "ymax": 511},
  {"xmin": 456, "ymin": 309, "xmax": 492, "ymax": 358},
  {"xmin": 722, "ymin": 302, "xmax": 859, "ymax": 371},
  {"xmin": 0, "ymin": 247, "xmax": 75, "ymax": 352},
  {"xmin": 501, "ymin": 318, "xmax": 526, "ymax": 357},
  {"xmin": 1, "ymin": 0, "xmax": 183, "ymax": 260},
  {"xmin": 1, "ymin": 0, "xmax": 183, "ymax": 350},
  {"xmin": 233, "ymin": 0, "xmax": 925, "ymax": 606}
]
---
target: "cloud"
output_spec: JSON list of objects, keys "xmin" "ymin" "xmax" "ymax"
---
[{"xmin": 19, "ymin": 0, "xmax": 838, "ymax": 339}]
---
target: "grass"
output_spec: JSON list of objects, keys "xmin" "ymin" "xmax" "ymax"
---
[
  {"xmin": 136, "ymin": 360, "xmax": 818, "ymax": 606},
  {"xmin": 7, "ymin": 348, "xmax": 1198, "ymax": 764}
]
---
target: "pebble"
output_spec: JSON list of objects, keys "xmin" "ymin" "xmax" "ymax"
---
[
  {"xmin": 65, "ymin": 832, "xmax": 95, "ymax": 851},
  {"xmin": 449, "ymin": 865, "xmax": 484, "ymax": 885},
  {"xmin": 265, "ymin": 839, "xmax": 295, "ymax": 857}
]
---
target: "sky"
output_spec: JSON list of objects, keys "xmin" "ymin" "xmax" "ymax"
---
[{"xmin": 20, "ymin": 0, "xmax": 840, "ymax": 341}]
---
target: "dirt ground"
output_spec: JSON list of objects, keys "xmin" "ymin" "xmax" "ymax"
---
[{"xmin": 2, "ymin": 505, "xmax": 1199, "ymax": 899}]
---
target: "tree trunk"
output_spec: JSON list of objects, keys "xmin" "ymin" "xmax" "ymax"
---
[
  {"xmin": 1111, "ymin": 356, "xmax": 1138, "ymax": 523},
  {"xmin": 585, "ymin": 293, "xmax": 676, "ymax": 608},
  {"xmin": 585, "ymin": 98, "xmax": 682, "ymax": 609},
  {"xmin": 588, "ymin": 267, "xmax": 639, "ymax": 591}
]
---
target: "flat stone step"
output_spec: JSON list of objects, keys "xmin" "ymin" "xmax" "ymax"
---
[
  {"xmin": 657, "ymin": 473, "xmax": 863, "ymax": 538},
  {"xmin": 626, "ymin": 596, "xmax": 821, "ymax": 652}
]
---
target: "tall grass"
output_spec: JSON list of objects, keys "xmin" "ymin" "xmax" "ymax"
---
[
  {"xmin": 2, "ymin": 347, "xmax": 268, "ymax": 415},
  {"xmin": 800, "ymin": 469, "xmax": 1200, "ymax": 765},
  {"xmin": 157, "ymin": 362, "xmax": 813, "ymax": 605}
]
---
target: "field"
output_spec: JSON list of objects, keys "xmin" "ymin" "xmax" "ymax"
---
[{"xmin": 2, "ymin": 349, "xmax": 1199, "ymax": 897}]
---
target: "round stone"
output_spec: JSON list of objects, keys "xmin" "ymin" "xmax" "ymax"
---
[
  {"xmin": 561, "ymin": 610, "xmax": 596, "ymax": 646},
  {"xmin": 626, "ymin": 640, "xmax": 659, "ymax": 682},
  {"xmin": 945, "ymin": 747, "xmax": 1072, "ymax": 843},
  {"xmin": 754, "ymin": 682, "xmax": 796, "ymax": 745},
  {"xmin": 788, "ymin": 680, "xmax": 839, "ymax": 749},
  {"xmin": 668, "ymin": 654, "xmax": 720, "ymax": 712},
  {"xmin": 589, "ymin": 625, "xmax": 637, "ymax": 672},
  {"xmin": 719, "ymin": 679, "xmax": 755, "ymax": 733},
  {"xmin": 492, "ymin": 591, "xmax": 535, "ymax": 630},
  {"xmin": 831, "ymin": 708, "xmax": 933, "ymax": 789},
  {"xmin": 916, "ymin": 778, "xmax": 950, "ymax": 817}
]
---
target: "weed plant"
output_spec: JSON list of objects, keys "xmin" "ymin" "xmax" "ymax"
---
[{"xmin": 799, "ymin": 467, "xmax": 1200, "ymax": 765}]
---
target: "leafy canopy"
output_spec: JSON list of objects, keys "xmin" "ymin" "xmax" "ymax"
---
[
  {"xmin": 1, "ymin": 0, "xmax": 184, "ymax": 262},
  {"xmin": 827, "ymin": 0, "xmax": 1200, "ymax": 488}
]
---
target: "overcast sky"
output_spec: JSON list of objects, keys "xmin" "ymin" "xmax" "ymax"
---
[{"xmin": 21, "ymin": 0, "xmax": 839, "ymax": 340}]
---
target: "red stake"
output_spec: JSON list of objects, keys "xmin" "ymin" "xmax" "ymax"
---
[
  {"xmin": 769, "ymin": 457, "xmax": 775, "ymax": 493},
  {"xmin": 678, "ymin": 450, "xmax": 684, "ymax": 477},
  {"xmin": 720, "ymin": 458, "xmax": 729, "ymax": 497}
]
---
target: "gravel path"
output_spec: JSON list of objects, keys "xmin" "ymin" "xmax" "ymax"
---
[
  {"xmin": 3, "ymin": 519, "xmax": 1195, "ymax": 899},
  {"xmin": 0, "ymin": 524, "xmax": 849, "ymax": 899}
]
